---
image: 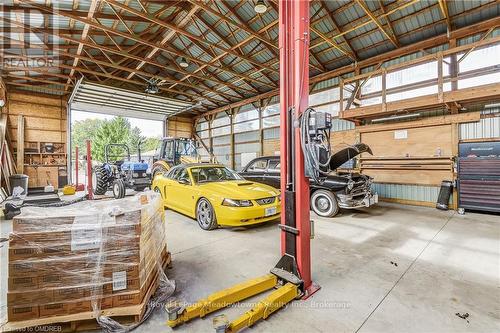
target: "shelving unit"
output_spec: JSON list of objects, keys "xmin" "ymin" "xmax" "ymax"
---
[{"xmin": 19, "ymin": 141, "xmax": 67, "ymax": 189}]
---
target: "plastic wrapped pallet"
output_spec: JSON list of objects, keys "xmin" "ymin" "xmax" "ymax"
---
[{"xmin": 5, "ymin": 191, "xmax": 173, "ymax": 328}]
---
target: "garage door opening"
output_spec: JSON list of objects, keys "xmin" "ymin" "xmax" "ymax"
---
[{"xmin": 67, "ymin": 80, "xmax": 192, "ymax": 186}]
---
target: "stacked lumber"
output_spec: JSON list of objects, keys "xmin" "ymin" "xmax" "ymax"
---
[
  {"xmin": 0, "ymin": 114, "xmax": 17, "ymax": 195},
  {"xmin": 4, "ymin": 192, "xmax": 169, "ymax": 330}
]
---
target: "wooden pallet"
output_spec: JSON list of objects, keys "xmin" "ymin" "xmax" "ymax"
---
[{"xmin": 1, "ymin": 252, "xmax": 171, "ymax": 333}]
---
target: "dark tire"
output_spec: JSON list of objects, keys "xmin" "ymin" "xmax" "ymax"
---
[
  {"xmin": 196, "ymin": 198, "xmax": 218, "ymax": 230},
  {"xmin": 92, "ymin": 165, "xmax": 109, "ymax": 195},
  {"xmin": 311, "ymin": 189, "xmax": 339, "ymax": 218},
  {"xmin": 112, "ymin": 179, "xmax": 126, "ymax": 199}
]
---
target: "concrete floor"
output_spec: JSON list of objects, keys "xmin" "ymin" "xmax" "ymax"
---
[{"xmin": 1, "ymin": 202, "xmax": 499, "ymax": 332}]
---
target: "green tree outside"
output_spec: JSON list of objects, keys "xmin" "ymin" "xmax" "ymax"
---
[{"xmin": 71, "ymin": 116, "xmax": 160, "ymax": 163}]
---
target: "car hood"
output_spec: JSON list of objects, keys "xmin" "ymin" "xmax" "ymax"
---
[
  {"xmin": 199, "ymin": 180, "xmax": 279, "ymax": 199},
  {"xmin": 329, "ymin": 143, "xmax": 372, "ymax": 170}
]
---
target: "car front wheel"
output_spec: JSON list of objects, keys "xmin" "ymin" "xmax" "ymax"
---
[
  {"xmin": 311, "ymin": 189, "xmax": 339, "ymax": 218},
  {"xmin": 196, "ymin": 198, "xmax": 218, "ymax": 230}
]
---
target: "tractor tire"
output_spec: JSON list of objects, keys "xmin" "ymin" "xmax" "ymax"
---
[
  {"xmin": 92, "ymin": 165, "xmax": 109, "ymax": 195},
  {"xmin": 112, "ymin": 179, "xmax": 126, "ymax": 199},
  {"xmin": 152, "ymin": 161, "xmax": 170, "ymax": 179}
]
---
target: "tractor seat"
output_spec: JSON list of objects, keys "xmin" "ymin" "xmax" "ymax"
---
[{"xmin": 114, "ymin": 160, "xmax": 125, "ymax": 166}]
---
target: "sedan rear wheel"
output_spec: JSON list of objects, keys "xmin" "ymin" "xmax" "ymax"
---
[
  {"xmin": 311, "ymin": 189, "xmax": 339, "ymax": 218},
  {"xmin": 196, "ymin": 198, "xmax": 218, "ymax": 230}
]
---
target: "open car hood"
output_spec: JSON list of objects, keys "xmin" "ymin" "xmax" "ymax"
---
[{"xmin": 329, "ymin": 143, "xmax": 372, "ymax": 170}]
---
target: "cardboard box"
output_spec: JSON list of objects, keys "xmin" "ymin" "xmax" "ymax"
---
[
  {"xmin": 68, "ymin": 301, "xmax": 92, "ymax": 314},
  {"xmin": 100, "ymin": 296, "xmax": 113, "ymax": 309},
  {"xmin": 8, "ymin": 305, "xmax": 39, "ymax": 322},
  {"xmin": 8, "ymin": 275, "xmax": 38, "ymax": 291},
  {"xmin": 8, "ymin": 260, "xmax": 37, "ymax": 277},
  {"xmin": 39, "ymin": 303, "xmax": 69, "ymax": 318},
  {"xmin": 112, "ymin": 292, "xmax": 142, "ymax": 307},
  {"xmin": 7, "ymin": 290, "xmax": 54, "ymax": 307},
  {"xmin": 52, "ymin": 286, "xmax": 91, "ymax": 303}
]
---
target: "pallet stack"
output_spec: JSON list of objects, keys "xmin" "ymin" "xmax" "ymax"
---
[{"xmin": 4, "ymin": 193, "xmax": 169, "ymax": 330}]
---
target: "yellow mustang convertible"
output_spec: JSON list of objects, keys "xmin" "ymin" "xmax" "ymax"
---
[{"xmin": 152, "ymin": 164, "xmax": 281, "ymax": 230}]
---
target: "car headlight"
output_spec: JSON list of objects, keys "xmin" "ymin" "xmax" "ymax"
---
[
  {"xmin": 222, "ymin": 199, "xmax": 253, "ymax": 207},
  {"xmin": 133, "ymin": 172, "xmax": 139, "ymax": 177},
  {"xmin": 347, "ymin": 180, "xmax": 355, "ymax": 191}
]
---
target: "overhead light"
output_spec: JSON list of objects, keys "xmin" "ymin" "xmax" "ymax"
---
[
  {"xmin": 179, "ymin": 57, "xmax": 189, "ymax": 68},
  {"xmin": 372, "ymin": 113, "xmax": 421, "ymax": 123},
  {"xmin": 145, "ymin": 82, "xmax": 159, "ymax": 94},
  {"xmin": 254, "ymin": 0, "xmax": 267, "ymax": 14},
  {"xmin": 485, "ymin": 102, "xmax": 500, "ymax": 109}
]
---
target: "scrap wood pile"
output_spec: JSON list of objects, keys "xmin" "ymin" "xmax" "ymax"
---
[
  {"xmin": 0, "ymin": 114, "xmax": 16, "ymax": 200},
  {"xmin": 2, "ymin": 192, "xmax": 173, "ymax": 332}
]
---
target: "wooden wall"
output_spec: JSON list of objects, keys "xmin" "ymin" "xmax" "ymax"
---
[
  {"xmin": 167, "ymin": 116, "xmax": 193, "ymax": 138},
  {"xmin": 2, "ymin": 91, "xmax": 67, "ymax": 188},
  {"xmin": 6, "ymin": 92, "xmax": 67, "ymax": 146},
  {"xmin": 359, "ymin": 125, "xmax": 454, "ymax": 186}
]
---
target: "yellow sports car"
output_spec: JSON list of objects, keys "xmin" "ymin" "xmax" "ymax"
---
[{"xmin": 152, "ymin": 163, "xmax": 281, "ymax": 230}]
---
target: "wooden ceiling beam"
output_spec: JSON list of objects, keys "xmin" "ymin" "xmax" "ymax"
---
[
  {"xmin": 126, "ymin": 4, "xmax": 199, "ymax": 80},
  {"xmin": 378, "ymin": 0, "xmax": 400, "ymax": 47},
  {"xmin": 312, "ymin": 0, "xmax": 419, "ymax": 51},
  {"xmin": 66, "ymin": 0, "xmax": 98, "ymax": 91},
  {"xmin": 101, "ymin": 0, "xmax": 277, "ymax": 74},
  {"xmin": 355, "ymin": 0, "xmax": 399, "ymax": 48},
  {"xmin": 17, "ymin": 0, "xmax": 274, "ymax": 89},
  {"xmin": 185, "ymin": 0, "xmax": 277, "ymax": 51},
  {"xmin": 316, "ymin": 0, "xmax": 359, "ymax": 61},
  {"xmin": 438, "ymin": 0, "xmax": 452, "ymax": 32},
  {"xmin": 0, "ymin": 50, "xmax": 226, "ymax": 105},
  {"xmin": 3, "ymin": 74, "xmax": 67, "ymax": 87},
  {"xmin": 0, "ymin": 21, "xmax": 257, "ymax": 96},
  {"xmin": 0, "ymin": 5, "xmax": 154, "ymax": 22}
]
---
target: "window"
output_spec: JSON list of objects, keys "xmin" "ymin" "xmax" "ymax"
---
[
  {"xmin": 167, "ymin": 166, "xmax": 182, "ymax": 179},
  {"xmin": 162, "ymin": 141, "xmax": 174, "ymax": 160},
  {"xmin": 268, "ymin": 160, "xmax": 280, "ymax": 173},
  {"xmin": 190, "ymin": 166, "xmax": 242, "ymax": 183},
  {"xmin": 247, "ymin": 159, "xmax": 268, "ymax": 172},
  {"xmin": 175, "ymin": 168, "xmax": 190, "ymax": 184}
]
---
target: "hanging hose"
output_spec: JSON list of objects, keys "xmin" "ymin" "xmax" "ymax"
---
[{"xmin": 299, "ymin": 107, "xmax": 332, "ymax": 185}]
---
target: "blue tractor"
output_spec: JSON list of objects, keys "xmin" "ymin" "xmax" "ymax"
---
[{"xmin": 92, "ymin": 143, "xmax": 151, "ymax": 199}]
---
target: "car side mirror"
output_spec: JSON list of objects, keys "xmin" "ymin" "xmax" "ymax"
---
[{"xmin": 178, "ymin": 178, "xmax": 190, "ymax": 185}]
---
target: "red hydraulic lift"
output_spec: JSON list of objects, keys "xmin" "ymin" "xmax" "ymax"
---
[{"xmin": 166, "ymin": 1, "xmax": 321, "ymax": 331}]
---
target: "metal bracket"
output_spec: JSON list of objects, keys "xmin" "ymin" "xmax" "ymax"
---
[{"xmin": 278, "ymin": 224, "xmax": 299, "ymax": 235}]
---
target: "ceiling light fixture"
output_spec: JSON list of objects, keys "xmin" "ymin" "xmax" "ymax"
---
[
  {"xmin": 179, "ymin": 57, "xmax": 189, "ymax": 68},
  {"xmin": 145, "ymin": 81, "xmax": 159, "ymax": 94},
  {"xmin": 254, "ymin": 0, "xmax": 267, "ymax": 14}
]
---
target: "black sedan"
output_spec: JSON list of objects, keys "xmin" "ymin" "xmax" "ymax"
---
[{"xmin": 239, "ymin": 143, "xmax": 378, "ymax": 217}]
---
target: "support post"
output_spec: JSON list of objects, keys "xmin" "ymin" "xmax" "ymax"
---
[
  {"xmin": 75, "ymin": 145, "xmax": 79, "ymax": 187},
  {"xmin": 279, "ymin": 0, "xmax": 317, "ymax": 294},
  {"xmin": 86, "ymin": 139, "xmax": 93, "ymax": 199}
]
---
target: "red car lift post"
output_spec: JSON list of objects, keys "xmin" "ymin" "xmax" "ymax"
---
[
  {"xmin": 166, "ymin": 1, "xmax": 318, "ymax": 331},
  {"xmin": 279, "ymin": 0, "xmax": 319, "ymax": 296},
  {"xmin": 86, "ymin": 140, "xmax": 93, "ymax": 199}
]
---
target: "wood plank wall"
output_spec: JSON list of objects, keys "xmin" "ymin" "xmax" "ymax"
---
[
  {"xmin": 167, "ymin": 116, "xmax": 193, "ymax": 138},
  {"xmin": 5, "ymin": 92, "xmax": 67, "ymax": 147}
]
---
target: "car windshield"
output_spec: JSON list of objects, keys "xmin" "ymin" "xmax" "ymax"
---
[{"xmin": 190, "ymin": 166, "xmax": 243, "ymax": 183}]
